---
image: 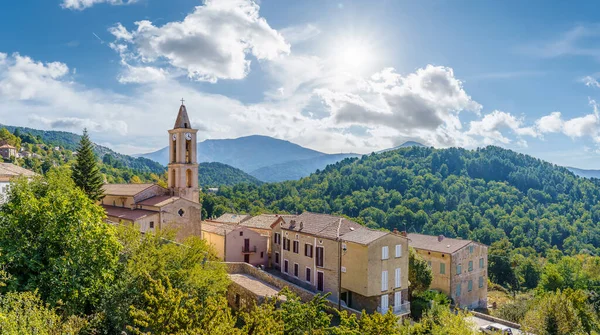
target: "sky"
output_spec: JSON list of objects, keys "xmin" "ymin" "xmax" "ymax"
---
[{"xmin": 3, "ymin": 1, "xmax": 600, "ymax": 168}]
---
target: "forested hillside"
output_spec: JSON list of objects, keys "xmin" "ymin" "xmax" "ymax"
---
[
  {"xmin": 206, "ymin": 146, "xmax": 600, "ymax": 256},
  {"xmin": 199, "ymin": 162, "xmax": 262, "ymax": 186}
]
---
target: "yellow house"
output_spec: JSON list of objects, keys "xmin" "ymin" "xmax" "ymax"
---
[
  {"xmin": 408, "ymin": 233, "xmax": 488, "ymax": 309},
  {"xmin": 270, "ymin": 212, "xmax": 410, "ymax": 315}
]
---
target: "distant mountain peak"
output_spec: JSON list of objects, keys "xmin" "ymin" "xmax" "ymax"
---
[{"xmin": 399, "ymin": 141, "xmax": 425, "ymax": 147}]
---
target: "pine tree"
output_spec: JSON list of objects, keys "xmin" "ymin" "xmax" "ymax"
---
[{"xmin": 72, "ymin": 129, "xmax": 105, "ymax": 201}]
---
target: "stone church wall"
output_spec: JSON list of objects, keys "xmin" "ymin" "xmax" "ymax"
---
[{"xmin": 159, "ymin": 198, "xmax": 202, "ymax": 241}]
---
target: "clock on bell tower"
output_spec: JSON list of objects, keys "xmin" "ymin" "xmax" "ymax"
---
[{"xmin": 167, "ymin": 102, "xmax": 199, "ymax": 203}]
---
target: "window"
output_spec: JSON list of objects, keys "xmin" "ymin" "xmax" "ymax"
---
[
  {"xmin": 305, "ymin": 243, "xmax": 313, "ymax": 258},
  {"xmin": 239, "ymin": 231, "xmax": 243, "ymax": 236},
  {"xmin": 306, "ymin": 268, "xmax": 311, "ymax": 282},
  {"xmin": 275, "ymin": 252, "xmax": 280, "ymax": 264},
  {"xmin": 380, "ymin": 294, "xmax": 389, "ymax": 312},
  {"xmin": 456, "ymin": 283, "xmax": 461, "ymax": 297},
  {"xmin": 469, "ymin": 245, "xmax": 474, "ymax": 254},
  {"xmin": 286, "ymin": 239, "xmax": 291, "ymax": 251},
  {"xmin": 149, "ymin": 221, "xmax": 154, "ymax": 229},
  {"xmin": 468, "ymin": 280, "xmax": 473, "ymax": 292},
  {"xmin": 284, "ymin": 260, "xmax": 289, "ymax": 273},
  {"xmin": 381, "ymin": 270, "xmax": 388, "ymax": 291},
  {"xmin": 479, "ymin": 276, "xmax": 484, "ymax": 288},
  {"xmin": 394, "ymin": 268, "xmax": 401, "ymax": 288},
  {"xmin": 440, "ymin": 263, "xmax": 446, "ymax": 274},
  {"xmin": 293, "ymin": 240, "xmax": 299, "ymax": 253},
  {"xmin": 178, "ymin": 208, "xmax": 185, "ymax": 217},
  {"xmin": 283, "ymin": 237, "xmax": 289, "ymax": 251},
  {"xmin": 457, "ymin": 264, "xmax": 462, "ymax": 275},
  {"xmin": 395, "ymin": 244, "xmax": 402, "ymax": 258},
  {"xmin": 316, "ymin": 246, "xmax": 324, "ymax": 267},
  {"xmin": 382, "ymin": 246, "xmax": 389, "ymax": 260},
  {"xmin": 260, "ymin": 252, "xmax": 264, "ymax": 258},
  {"xmin": 427, "ymin": 261, "xmax": 432, "ymax": 268},
  {"xmin": 294, "ymin": 263, "xmax": 299, "ymax": 277},
  {"xmin": 479, "ymin": 258, "xmax": 484, "ymax": 269},
  {"xmin": 468, "ymin": 260, "xmax": 473, "ymax": 272}
]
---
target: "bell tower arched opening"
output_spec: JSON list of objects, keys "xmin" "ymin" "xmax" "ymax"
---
[
  {"xmin": 185, "ymin": 140, "xmax": 191, "ymax": 163},
  {"xmin": 186, "ymin": 169, "xmax": 192, "ymax": 188},
  {"xmin": 171, "ymin": 139, "xmax": 177, "ymax": 163},
  {"xmin": 170, "ymin": 169, "xmax": 176, "ymax": 188}
]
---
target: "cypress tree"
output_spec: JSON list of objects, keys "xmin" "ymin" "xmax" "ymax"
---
[{"xmin": 72, "ymin": 129, "xmax": 105, "ymax": 201}]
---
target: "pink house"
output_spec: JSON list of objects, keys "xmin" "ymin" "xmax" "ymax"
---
[{"xmin": 202, "ymin": 221, "xmax": 268, "ymax": 267}]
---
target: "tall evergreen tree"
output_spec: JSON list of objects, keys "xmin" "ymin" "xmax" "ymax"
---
[{"xmin": 72, "ymin": 129, "xmax": 104, "ymax": 201}]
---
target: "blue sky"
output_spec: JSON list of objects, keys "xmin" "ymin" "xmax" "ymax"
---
[{"xmin": 2, "ymin": 0, "xmax": 600, "ymax": 168}]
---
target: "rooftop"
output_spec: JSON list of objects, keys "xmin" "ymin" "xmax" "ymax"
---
[
  {"xmin": 212, "ymin": 213, "xmax": 251, "ymax": 224},
  {"xmin": 0, "ymin": 144, "xmax": 16, "ymax": 149},
  {"xmin": 407, "ymin": 233, "xmax": 474, "ymax": 254},
  {"xmin": 280, "ymin": 212, "xmax": 374, "ymax": 242},
  {"xmin": 174, "ymin": 104, "xmax": 192, "ymax": 129},
  {"xmin": 0, "ymin": 163, "xmax": 36, "ymax": 181},
  {"xmin": 137, "ymin": 195, "xmax": 180, "ymax": 207},
  {"xmin": 202, "ymin": 221, "xmax": 235, "ymax": 236},
  {"xmin": 102, "ymin": 183, "xmax": 156, "ymax": 196},
  {"xmin": 241, "ymin": 214, "xmax": 296, "ymax": 230},
  {"xmin": 102, "ymin": 205, "xmax": 158, "ymax": 222}
]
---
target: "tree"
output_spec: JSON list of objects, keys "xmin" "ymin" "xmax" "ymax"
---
[
  {"xmin": 408, "ymin": 247, "xmax": 432, "ymax": 297},
  {"xmin": 488, "ymin": 239, "xmax": 518, "ymax": 289},
  {"xmin": 71, "ymin": 129, "xmax": 105, "ymax": 201},
  {"xmin": 522, "ymin": 290, "xmax": 586, "ymax": 335},
  {"xmin": 0, "ymin": 168, "xmax": 121, "ymax": 314}
]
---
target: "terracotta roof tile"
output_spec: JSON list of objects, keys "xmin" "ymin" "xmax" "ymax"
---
[
  {"xmin": 201, "ymin": 221, "xmax": 235, "ymax": 236},
  {"xmin": 281, "ymin": 212, "xmax": 366, "ymax": 240},
  {"xmin": 213, "ymin": 213, "xmax": 251, "ymax": 224},
  {"xmin": 137, "ymin": 196, "xmax": 180, "ymax": 207},
  {"xmin": 102, "ymin": 205, "xmax": 158, "ymax": 222},
  {"xmin": 102, "ymin": 183, "xmax": 155, "ymax": 196},
  {"xmin": 241, "ymin": 214, "xmax": 296, "ymax": 230}
]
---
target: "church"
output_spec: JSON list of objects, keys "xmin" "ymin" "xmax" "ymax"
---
[{"xmin": 101, "ymin": 103, "xmax": 202, "ymax": 241}]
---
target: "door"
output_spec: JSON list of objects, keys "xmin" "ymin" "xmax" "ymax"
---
[
  {"xmin": 244, "ymin": 254, "xmax": 250, "ymax": 263},
  {"xmin": 244, "ymin": 238, "xmax": 250, "ymax": 252},
  {"xmin": 317, "ymin": 272, "xmax": 324, "ymax": 291},
  {"xmin": 394, "ymin": 291, "xmax": 401, "ymax": 310}
]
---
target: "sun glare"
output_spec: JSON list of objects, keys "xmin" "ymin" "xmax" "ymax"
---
[{"xmin": 330, "ymin": 36, "xmax": 377, "ymax": 74}]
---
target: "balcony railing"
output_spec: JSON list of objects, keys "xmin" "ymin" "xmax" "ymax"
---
[
  {"xmin": 242, "ymin": 245, "xmax": 257, "ymax": 253},
  {"xmin": 377, "ymin": 302, "xmax": 411, "ymax": 316}
]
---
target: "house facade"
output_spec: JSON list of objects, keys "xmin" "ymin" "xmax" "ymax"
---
[
  {"xmin": 202, "ymin": 221, "xmax": 268, "ymax": 267},
  {"xmin": 408, "ymin": 233, "xmax": 488, "ymax": 309},
  {"xmin": 0, "ymin": 144, "xmax": 17, "ymax": 160},
  {"xmin": 0, "ymin": 163, "xmax": 36, "ymax": 204},
  {"xmin": 270, "ymin": 212, "xmax": 410, "ymax": 315}
]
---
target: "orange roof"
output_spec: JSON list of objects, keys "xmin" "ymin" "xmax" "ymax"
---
[
  {"xmin": 0, "ymin": 144, "xmax": 16, "ymax": 149},
  {"xmin": 102, "ymin": 205, "xmax": 158, "ymax": 222},
  {"xmin": 102, "ymin": 183, "xmax": 156, "ymax": 196},
  {"xmin": 137, "ymin": 196, "xmax": 180, "ymax": 207}
]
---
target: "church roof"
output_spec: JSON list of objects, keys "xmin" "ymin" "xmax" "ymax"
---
[
  {"xmin": 102, "ymin": 183, "xmax": 155, "ymax": 196},
  {"xmin": 102, "ymin": 205, "xmax": 158, "ymax": 222},
  {"xmin": 174, "ymin": 104, "xmax": 192, "ymax": 129},
  {"xmin": 137, "ymin": 195, "xmax": 180, "ymax": 207}
]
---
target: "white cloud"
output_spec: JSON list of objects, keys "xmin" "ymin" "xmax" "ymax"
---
[
  {"xmin": 583, "ymin": 75, "xmax": 600, "ymax": 88},
  {"xmin": 536, "ymin": 111, "xmax": 564, "ymax": 133},
  {"xmin": 533, "ymin": 100, "xmax": 600, "ymax": 143},
  {"xmin": 280, "ymin": 24, "xmax": 321, "ymax": 44},
  {"xmin": 117, "ymin": 64, "xmax": 168, "ymax": 84},
  {"xmin": 467, "ymin": 110, "xmax": 538, "ymax": 144},
  {"xmin": 110, "ymin": 0, "xmax": 290, "ymax": 83},
  {"xmin": 61, "ymin": 0, "xmax": 139, "ymax": 10},
  {"xmin": 29, "ymin": 115, "xmax": 128, "ymax": 136}
]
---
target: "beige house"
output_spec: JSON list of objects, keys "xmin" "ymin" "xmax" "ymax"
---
[
  {"xmin": 101, "ymin": 103, "xmax": 202, "ymax": 242},
  {"xmin": 201, "ymin": 221, "xmax": 268, "ymax": 267},
  {"xmin": 0, "ymin": 144, "xmax": 17, "ymax": 160},
  {"xmin": 407, "ymin": 233, "xmax": 488, "ymax": 309},
  {"xmin": 239, "ymin": 214, "xmax": 295, "ymax": 266},
  {"xmin": 270, "ymin": 212, "xmax": 410, "ymax": 315}
]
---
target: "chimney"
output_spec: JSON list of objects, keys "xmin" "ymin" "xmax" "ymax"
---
[
  {"xmin": 438, "ymin": 235, "xmax": 445, "ymax": 242},
  {"xmin": 299, "ymin": 222, "xmax": 304, "ymax": 230},
  {"xmin": 401, "ymin": 231, "xmax": 407, "ymax": 237},
  {"xmin": 393, "ymin": 228, "xmax": 399, "ymax": 234}
]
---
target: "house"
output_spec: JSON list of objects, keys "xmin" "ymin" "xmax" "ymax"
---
[
  {"xmin": 212, "ymin": 213, "xmax": 252, "ymax": 224},
  {"xmin": 0, "ymin": 163, "xmax": 36, "ymax": 204},
  {"xmin": 270, "ymin": 212, "xmax": 410, "ymax": 315},
  {"xmin": 201, "ymin": 221, "xmax": 268, "ymax": 267},
  {"xmin": 0, "ymin": 144, "xmax": 17, "ymax": 160},
  {"xmin": 239, "ymin": 214, "xmax": 296, "ymax": 266},
  {"xmin": 101, "ymin": 103, "xmax": 202, "ymax": 242},
  {"xmin": 407, "ymin": 233, "xmax": 488, "ymax": 309}
]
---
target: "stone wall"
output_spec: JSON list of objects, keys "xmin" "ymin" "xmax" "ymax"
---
[{"xmin": 226, "ymin": 262, "xmax": 361, "ymax": 317}]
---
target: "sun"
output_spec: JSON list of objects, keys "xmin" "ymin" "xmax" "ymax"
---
[
  {"xmin": 329, "ymin": 36, "xmax": 376, "ymax": 74},
  {"xmin": 339, "ymin": 44, "xmax": 369, "ymax": 69}
]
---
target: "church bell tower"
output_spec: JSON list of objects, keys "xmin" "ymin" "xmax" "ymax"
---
[{"xmin": 168, "ymin": 101, "xmax": 200, "ymax": 203}]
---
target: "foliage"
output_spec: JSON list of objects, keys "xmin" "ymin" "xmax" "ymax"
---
[
  {"xmin": 71, "ymin": 129, "xmax": 106, "ymax": 201},
  {"xmin": 408, "ymin": 247, "xmax": 432, "ymax": 297},
  {"xmin": 410, "ymin": 290, "xmax": 450, "ymax": 320},
  {"xmin": 522, "ymin": 290, "xmax": 587, "ymax": 335},
  {"xmin": 199, "ymin": 162, "xmax": 262, "ymax": 186},
  {"xmin": 409, "ymin": 304, "xmax": 477, "ymax": 335},
  {"xmin": 0, "ymin": 168, "xmax": 121, "ymax": 314},
  {"xmin": 0, "ymin": 291, "xmax": 86, "ymax": 335},
  {"xmin": 491, "ymin": 293, "xmax": 533, "ymax": 323},
  {"xmin": 0, "ymin": 128, "xmax": 21, "ymax": 152}
]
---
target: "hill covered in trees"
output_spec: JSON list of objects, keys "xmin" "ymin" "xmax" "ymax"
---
[
  {"xmin": 206, "ymin": 145, "xmax": 600, "ymax": 256},
  {"xmin": 199, "ymin": 162, "xmax": 262, "ymax": 186}
]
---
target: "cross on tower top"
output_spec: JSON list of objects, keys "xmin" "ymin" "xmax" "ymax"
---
[{"xmin": 180, "ymin": 98, "xmax": 185, "ymax": 105}]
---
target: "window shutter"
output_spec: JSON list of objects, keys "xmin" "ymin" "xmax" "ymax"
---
[
  {"xmin": 395, "ymin": 244, "xmax": 401, "ymax": 257},
  {"xmin": 395, "ymin": 268, "xmax": 401, "ymax": 288},
  {"xmin": 381, "ymin": 270, "xmax": 388, "ymax": 291},
  {"xmin": 382, "ymin": 246, "xmax": 389, "ymax": 260}
]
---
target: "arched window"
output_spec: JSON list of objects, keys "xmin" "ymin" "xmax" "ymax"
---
[
  {"xmin": 170, "ymin": 169, "xmax": 176, "ymax": 188},
  {"xmin": 185, "ymin": 140, "xmax": 191, "ymax": 163},
  {"xmin": 186, "ymin": 169, "xmax": 192, "ymax": 188},
  {"xmin": 171, "ymin": 139, "xmax": 177, "ymax": 163}
]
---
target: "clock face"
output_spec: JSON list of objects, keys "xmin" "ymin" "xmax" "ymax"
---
[
  {"xmin": 172, "ymin": 134, "xmax": 176, "ymax": 141},
  {"xmin": 185, "ymin": 133, "xmax": 192, "ymax": 140}
]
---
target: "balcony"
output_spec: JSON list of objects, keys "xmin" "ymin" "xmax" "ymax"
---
[
  {"xmin": 242, "ymin": 245, "xmax": 257, "ymax": 254},
  {"xmin": 377, "ymin": 302, "xmax": 411, "ymax": 316}
]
